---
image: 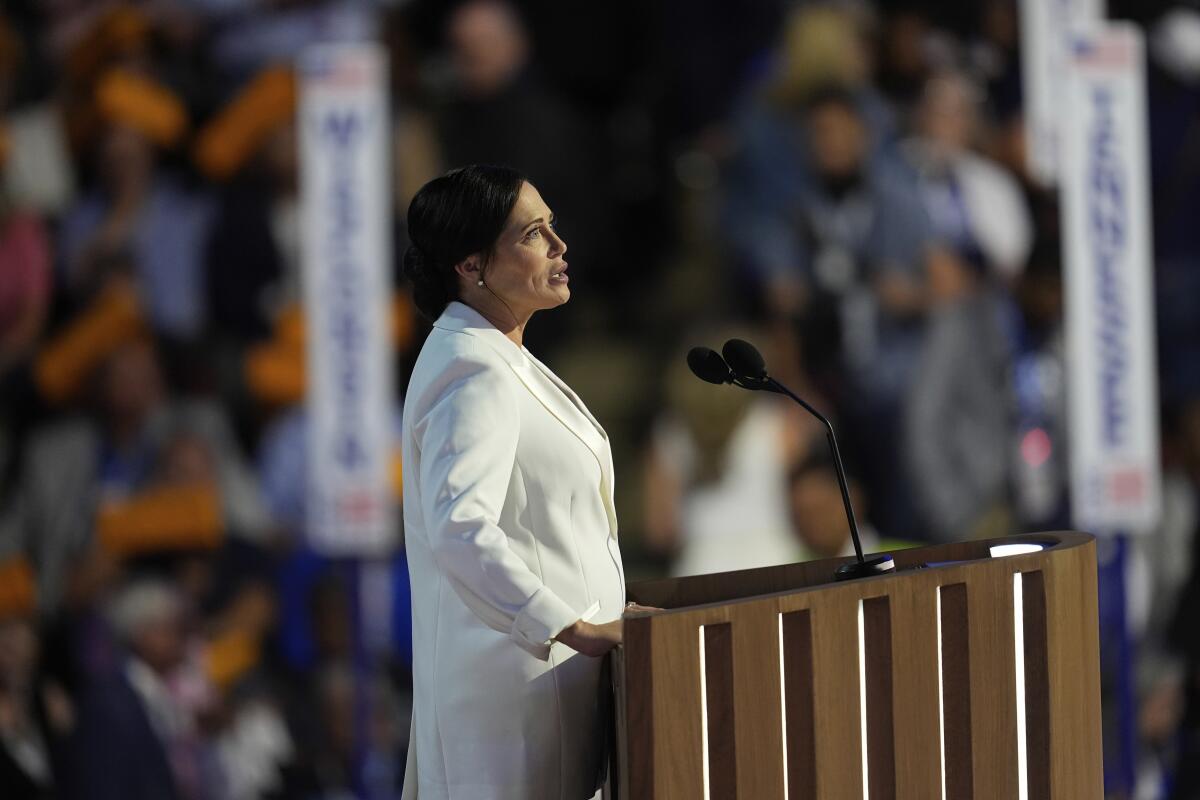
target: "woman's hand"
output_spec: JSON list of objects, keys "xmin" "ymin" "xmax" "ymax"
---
[
  {"xmin": 623, "ymin": 603, "xmax": 661, "ymax": 615},
  {"xmin": 555, "ymin": 619, "xmax": 622, "ymax": 657},
  {"xmin": 555, "ymin": 604, "xmax": 664, "ymax": 656}
]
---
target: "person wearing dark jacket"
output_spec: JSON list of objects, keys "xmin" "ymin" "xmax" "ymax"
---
[{"xmin": 68, "ymin": 581, "xmax": 196, "ymax": 800}]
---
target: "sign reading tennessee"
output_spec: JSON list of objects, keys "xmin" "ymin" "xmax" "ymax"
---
[{"xmin": 1061, "ymin": 24, "xmax": 1160, "ymax": 535}]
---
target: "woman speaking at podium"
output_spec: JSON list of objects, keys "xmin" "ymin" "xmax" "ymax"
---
[{"xmin": 400, "ymin": 165, "xmax": 638, "ymax": 799}]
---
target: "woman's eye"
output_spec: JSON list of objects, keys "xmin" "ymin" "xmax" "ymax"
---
[{"xmin": 526, "ymin": 229, "xmax": 541, "ymax": 240}]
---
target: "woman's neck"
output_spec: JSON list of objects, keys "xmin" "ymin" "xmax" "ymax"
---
[{"xmin": 463, "ymin": 296, "xmax": 530, "ymax": 348}]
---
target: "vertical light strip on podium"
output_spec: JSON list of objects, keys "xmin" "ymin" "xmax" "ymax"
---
[
  {"xmin": 858, "ymin": 602, "xmax": 869, "ymax": 799},
  {"xmin": 936, "ymin": 589, "xmax": 948, "ymax": 800},
  {"xmin": 778, "ymin": 614, "xmax": 790, "ymax": 799},
  {"xmin": 1014, "ymin": 573, "xmax": 1029, "ymax": 800},
  {"xmin": 698, "ymin": 625, "xmax": 710, "ymax": 800}
]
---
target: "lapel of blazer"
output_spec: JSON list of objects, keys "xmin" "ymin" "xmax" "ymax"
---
[
  {"xmin": 432, "ymin": 302, "xmax": 611, "ymax": 478},
  {"xmin": 520, "ymin": 350, "xmax": 619, "ymax": 535}
]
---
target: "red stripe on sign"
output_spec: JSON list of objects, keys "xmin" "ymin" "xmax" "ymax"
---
[{"xmin": 1106, "ymin": 469, "xmax": 1145, "ymax": 503}]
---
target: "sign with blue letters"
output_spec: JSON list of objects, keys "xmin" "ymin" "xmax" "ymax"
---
[
  {"xmin": 1061, "ymin": 24, "xmax": 1160, "ymax": 535},
  {"xmin": 300, "ymin": 43, "xmax": 395, "ymax": 554},
  {"xmin": 1019, "ymin": 0, "xmax": 1103, "ymax": 185}
]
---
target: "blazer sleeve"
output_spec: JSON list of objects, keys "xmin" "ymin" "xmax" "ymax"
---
[{"xmin": 414, "ymin": 349, "xmax": 581, "ymax": 660}]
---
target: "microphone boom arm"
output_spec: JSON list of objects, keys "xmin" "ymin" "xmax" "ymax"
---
[
  {"xmin": 761, "ymin": 378, "xmax": 865, "ymax": 563},
  {"xmin": 689, "ymin": 339, "xmax": 894, "ymax": 580}
]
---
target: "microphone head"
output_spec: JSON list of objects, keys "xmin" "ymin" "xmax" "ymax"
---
[
  {"xmin": 686, "ymin": 347, "xmax": 733, "ymax": 385},
  {"xmin": 722, "ymin": 338, "xmax": 767, "ymax": 380}
]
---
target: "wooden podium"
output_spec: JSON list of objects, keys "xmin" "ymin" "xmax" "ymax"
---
[{"xmin": 610, "ymin": 532, "xmax": 1101, "ymax": 799}]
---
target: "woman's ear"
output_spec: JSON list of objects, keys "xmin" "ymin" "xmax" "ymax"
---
[{"xmin": 453, "ymin": 256, "xmax": 480, "ymax": 283}]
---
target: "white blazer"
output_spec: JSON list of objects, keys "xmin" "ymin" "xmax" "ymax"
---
[{"xmin": 401, "ymin": 302, "xmax": 626, "ymax": 800}]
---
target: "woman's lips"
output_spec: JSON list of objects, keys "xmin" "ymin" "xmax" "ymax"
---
[{"xmin": 549, "ymin": 263, "xmax": 569, "ymax": 285}]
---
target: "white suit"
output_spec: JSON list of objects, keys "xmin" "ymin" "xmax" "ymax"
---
[{"xmin": 401, "ymin": 302, "xmax": 626, "ymax": 800}]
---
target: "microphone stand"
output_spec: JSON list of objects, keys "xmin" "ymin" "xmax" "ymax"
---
[{"xmin": 739, "ymin": 375, "xmax": 894, "ymax": 581}]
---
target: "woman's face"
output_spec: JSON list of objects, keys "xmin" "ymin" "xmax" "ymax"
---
[{"xmin": 474, "ymin": 181, "xmax": 569, "ymax": 318}]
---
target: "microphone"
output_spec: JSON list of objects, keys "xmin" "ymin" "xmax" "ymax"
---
[
  {"xmin": 688, "ymin": 339, "xmax": 894, "ymax": 581},
  {"xmin": 686, "ymin": 347, "xmax": 733, "ymax": 385},
  {"xmin": 721, "ymin": 338, "xmax": 767, "ymax": 381}
]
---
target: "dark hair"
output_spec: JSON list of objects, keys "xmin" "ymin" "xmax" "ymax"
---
[{"xmin": 403, "ymin": 164, "xmax": 526, "ymax": 320}]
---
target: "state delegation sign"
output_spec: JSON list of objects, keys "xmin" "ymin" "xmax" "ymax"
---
[
  {"xmin": 300, "ymin": 43, "xmax": 396, "ymax": 555},
  {"xmin": 1061, "ymin": 23, "xmax": 1161, "ymax": 536}
]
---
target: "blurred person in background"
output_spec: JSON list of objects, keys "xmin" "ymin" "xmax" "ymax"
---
[
  {"xmin": 0, "ymin": 616, "xmax": 56, "ymax": 799},
  {"xmin": 203, "ymin": 69, "xmax": 302, "ymax": 351},
  {"xmin": 200, "ymin": 555, "xmax": 301, "ymax": 800},
  {"xmin": 874, "ymin": 6, "xmax": 933, "ymax": 113},
  {"xmin": 59, "ymin": 69, "xmax": 213, "ymax": 343},
  {"xmin": 724, "ymin": 82, "xmax": 933, "ymax": 539},
  {"xmin": 0, "ymin": 193, "xmax": 52, "ymax": 379},
  {"xmin": 0, "ymin": 557, "xmax": 71, "ymax": 800},
  {"xmin": 721, "ymin": 2, "xmax": 899, "ymax": 304},
  {"xmin": 0, "ymin": 11, "xmax": 75, "ymax": 218},
  {"xmin": 900, "ymin": 70, "xmax": 1032, "ymax": 287},
  {"xmin": 1137, "ymin": 397, "xmax": 1200, "ymax": 797},
  {"xmin": 435, "ymin": 0, "xmax": 611, "ymax": 337},
  {"xmin": 69, "ymin": 579, "xmax": 201, "ymax": 800},
  {"xmin": 0, "ymin": 177, "xmax": 53, "ymax": 493},
  {"xmin": 785, "ymin": 83, "xmax": 931, "ymax": 402},
  {"xmin": 1145, "ymin": 6, "xmax": 1200, "ymax": 460},
  {"xmin": 900, "ymin": 69, "xmax": 1032, "ymax": 543},
  {"xmin": 784, "ymin": 448, "xmax": 910, "ymax": 562},
  {"xmin": 199, "ymin": 66, "xmax": 308, "ymax": 447},
  {"xmin": 1005, "ymin": 237, "xmax": 1070, "ymax": 532},
  {"xmin": 0, "ymin": 11, "xmax": 60, "ymax": 493},
  {"xmin": 963, "ymin": 0, "xmax": 1024, "ymax": 126},
  {"xmin": 642, "ymin": 333, "xmax": 809, "ymax": 576},
  {"xmin": 269, "ymin": 572, "xmax": 359, "ymax": 797},
  {"xmin": 9, "ymin": 333, "xmax": 268, "ymax": 615},
  {"xmin": 384, "ymin": 8, "xmax": 443, "ymax": 213},
  {"xmin": 295, "ymin": 660, "xmax": 406, "ymax": 799}
]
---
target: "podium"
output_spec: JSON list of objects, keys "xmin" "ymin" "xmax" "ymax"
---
[{"xmin": 611, "ymin": 532, "xmax": 1101, "ymax": 799}]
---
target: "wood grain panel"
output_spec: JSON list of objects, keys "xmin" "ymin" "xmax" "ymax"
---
[
  {"xmin": 889, "ymin": 585, "xmax": 942, "ymax": 799},
  {"xmin": 1020, "ymin": 571, "xmax": 1051, "ymax": 799},
  {"xmin": 651, "ymin": 617, "xmax": 705, "ymax": 799},
  {"xmin": 1045, "ymin": 540, "xmax": 1103, "ymax": 797},
  {"xmin": 622, "ymin": 618, "xmax": 654, "ymax": 800},
  {"xmin": 781, "ymin": 610, "xmax": 817, "ymax": 800},
  {"xmin": 730, "ymin": 611, "xmax": 786, "ymax": 798},
  {"xmin": 811, "ymin": 592, "xmax": 864, "ymax": 799},
  {"xmin": 967, "ymin": 569, "xmax": 1019, "ymax": 798}
]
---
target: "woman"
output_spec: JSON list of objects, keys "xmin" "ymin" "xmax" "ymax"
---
[{"xmin": 401, "ymin": 165, "xmax": 638, "ymax": 799}]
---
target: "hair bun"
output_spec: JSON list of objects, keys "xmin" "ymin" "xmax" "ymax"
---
[
  {"xmin": 402, "ymin": 241, "xmax": 427, "ymax": 275},
  {"xmin": 403, "ymin": 242, "xmax": 453, "ymax": 321}
]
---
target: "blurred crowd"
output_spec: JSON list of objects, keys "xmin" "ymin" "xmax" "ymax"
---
[{"xmin": 1, "ymin": 0, "xmax": 1200, "ymax": 798}]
